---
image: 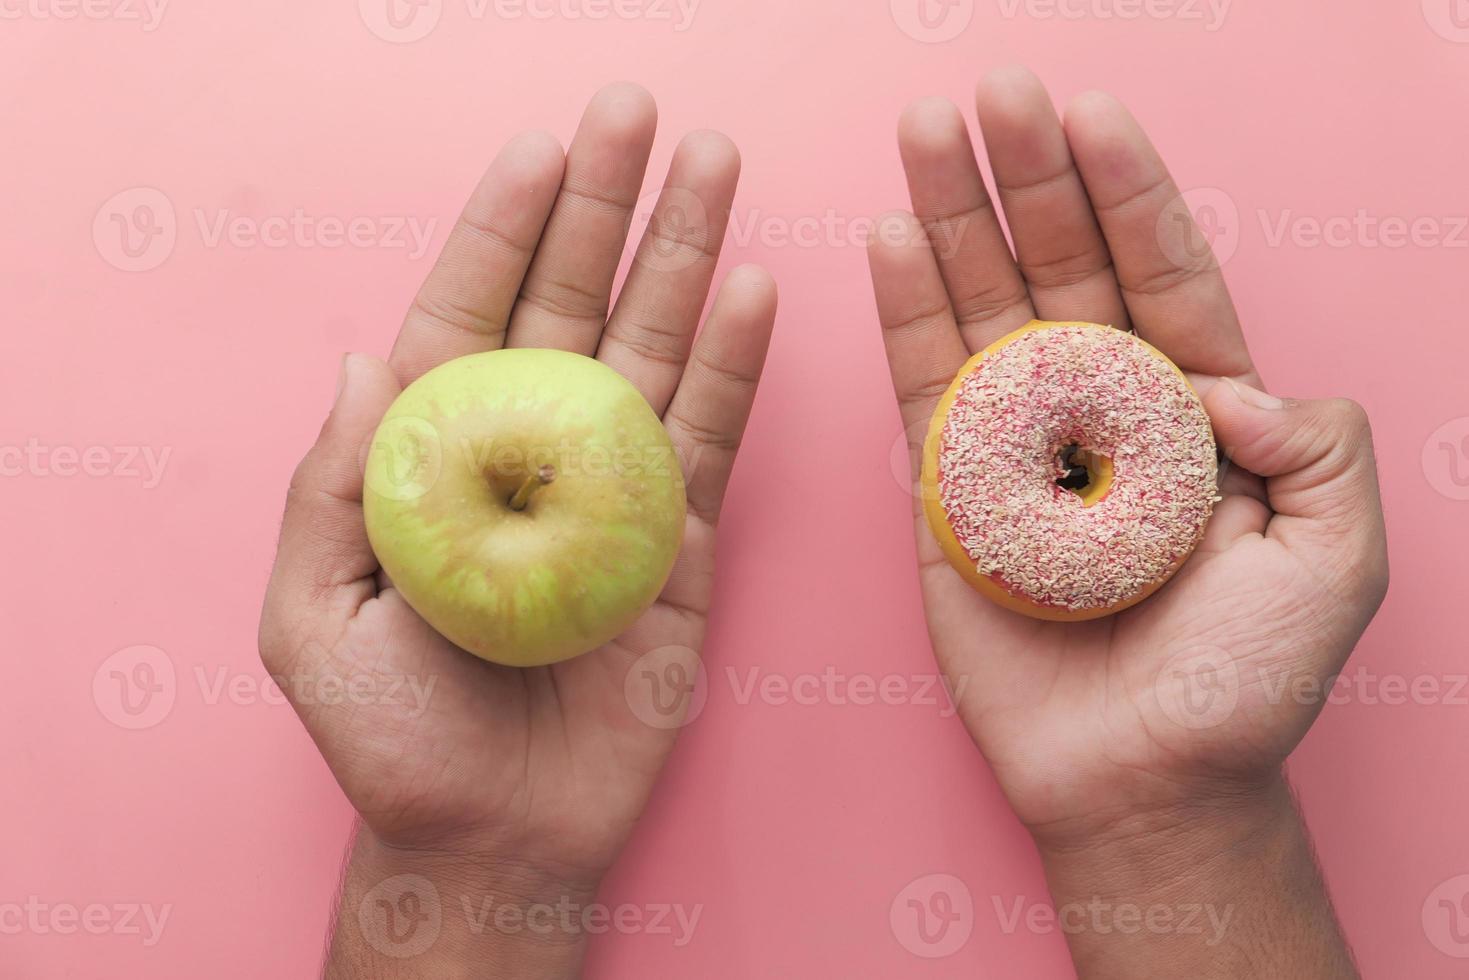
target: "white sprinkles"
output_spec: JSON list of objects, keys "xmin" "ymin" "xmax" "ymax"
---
[{"xmin": 938, "ymin": 326, "xmax": 1218, "ymax": 612}]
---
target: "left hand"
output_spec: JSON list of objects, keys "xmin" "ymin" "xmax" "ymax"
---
[{"xmin": 258, "ymin": 83, "xmax": 776, "ymax": 975}]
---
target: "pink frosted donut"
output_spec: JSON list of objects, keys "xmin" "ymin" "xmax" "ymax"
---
[{"xmin": 921, "ymin": 321, "xmax": 1218, "ymax": 620}]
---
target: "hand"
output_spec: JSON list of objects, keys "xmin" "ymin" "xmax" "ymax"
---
[
  {"xmin": 259, "ymin": 83, "xmax": 775, "ymax": 976},
  {"xmin": 869, "ymin": 67, "xmax": 1385, "ymax": 975}
]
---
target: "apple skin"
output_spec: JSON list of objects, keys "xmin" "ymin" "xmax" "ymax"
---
[{"xmin": 363, "ymin": 349, "xmax": 686, "ymax": 668}]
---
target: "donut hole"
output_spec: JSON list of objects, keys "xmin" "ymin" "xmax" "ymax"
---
[{"xmin": 1056, "ymin": 444, "xmax": 1113, "ymax": 506}]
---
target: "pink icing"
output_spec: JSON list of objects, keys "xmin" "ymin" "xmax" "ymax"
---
[{"xmin": 937, "ymin": 326, "xmax": 1218, "ymax": 612}]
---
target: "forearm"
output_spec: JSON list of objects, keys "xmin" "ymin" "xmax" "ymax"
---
[
  {"xmin": 1033, "ymin": 775, "xmax": 1357, "ymax": 979},
  {"xmin": 324, "ymin": 826, "xmax": 594, "ymax": 980}
]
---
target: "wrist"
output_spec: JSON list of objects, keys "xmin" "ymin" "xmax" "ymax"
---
[
  {"xmin": 1025, "ymin": 773, "xmax": 1357, "ymax": 979},
  {"xmin": 1024, "ymin": 766, "xmax": 1288, "ymax": 859},
  {"xmin": 326, "ymin": 825, "xmax": 602, "ymax": 980}
]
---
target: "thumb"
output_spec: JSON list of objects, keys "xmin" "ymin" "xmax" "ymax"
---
[
  {"xmin": 260, "ymin": 354, "xmax": 400, "ymax": 671},
  {"xmin": 1204, "ymin": 377, "xmax": 1388, "ymax": 604}
]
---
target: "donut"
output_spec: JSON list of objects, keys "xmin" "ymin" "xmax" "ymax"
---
[{"xmin": 920, "ymin": 320, "xmax": 1218, "ymax": 621}]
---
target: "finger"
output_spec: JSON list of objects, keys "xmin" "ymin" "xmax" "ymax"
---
[
  {"xmin": 662, "ymin": 265, "xmax": 777, "ymax": 525},
  {"xmin": 868, "ymin": 210, "xmax": 971, "ymax": 489},
  {"xmin": 1195, "ymin": 493, "xmax": 1270, "ymax": 554},
  {"xmin": 1064, "ymin": 91, "xmax": 1259, "ymax": 385},
  {"xmin": 1205, "ymin": 379, "xmax": 1389, "ymax": 606},
  {"xmin": 975, "ymin": 66, "xmax": 1128, "ymax": 331},
  {"xmin": 1190, "ymin": 374, "xmax": 1269, "ymax": 507},
  {"xmin": 897, "ymin": 97, "xmax": 1035, "ymax": 351},
  {"xmin": 506, "ymin": 82, "xmax": 658, "ymax": 354},
  {"xmin": 598, "ymin": 129, "xmax": 742, "ymax": 414},
  {"xmin": 260, "ymin": 355, "xmax": 401, "ymax": 670},
  {"xmin": 389, "ymin": 131, "xmax": 565, "ymax": 385}
]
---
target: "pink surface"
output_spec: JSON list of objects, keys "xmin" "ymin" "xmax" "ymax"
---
[{"xmin": 3, "ymin": 1, "xmax": 1468, "ymax": 976}]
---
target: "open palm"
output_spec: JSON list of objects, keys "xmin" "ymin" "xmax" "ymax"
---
[
  {"xmin": 869, "ymin": 68, "xmax": 1387, "ymax": 842},
  {"xmin": 259, "ymin": 83, "xmax": 775, "ymax": 890}
]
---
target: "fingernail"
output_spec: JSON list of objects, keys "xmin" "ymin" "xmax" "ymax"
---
[{"xmin": 1222, "ymin": 376, "xmax": 1284, "ymax": 410}]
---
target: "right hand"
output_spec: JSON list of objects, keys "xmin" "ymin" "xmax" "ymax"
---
[{"xmin": 868, "ymin": 65, "xmax": 1388, "ymax": 849}]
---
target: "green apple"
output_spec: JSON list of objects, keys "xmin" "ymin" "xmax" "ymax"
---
[{"xmin": 362, "ymin": 349, "xmax": 686, "ymax": 667}]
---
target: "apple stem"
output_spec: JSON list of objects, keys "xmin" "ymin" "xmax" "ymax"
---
[{"xmin": 508, "ymin": 464, "xmax": 557, "ymax": 512}]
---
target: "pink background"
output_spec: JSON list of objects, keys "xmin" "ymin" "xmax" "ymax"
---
[{"xmin": 4, "ymin": 0, "xmax": 1469, "ymax": 975}]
